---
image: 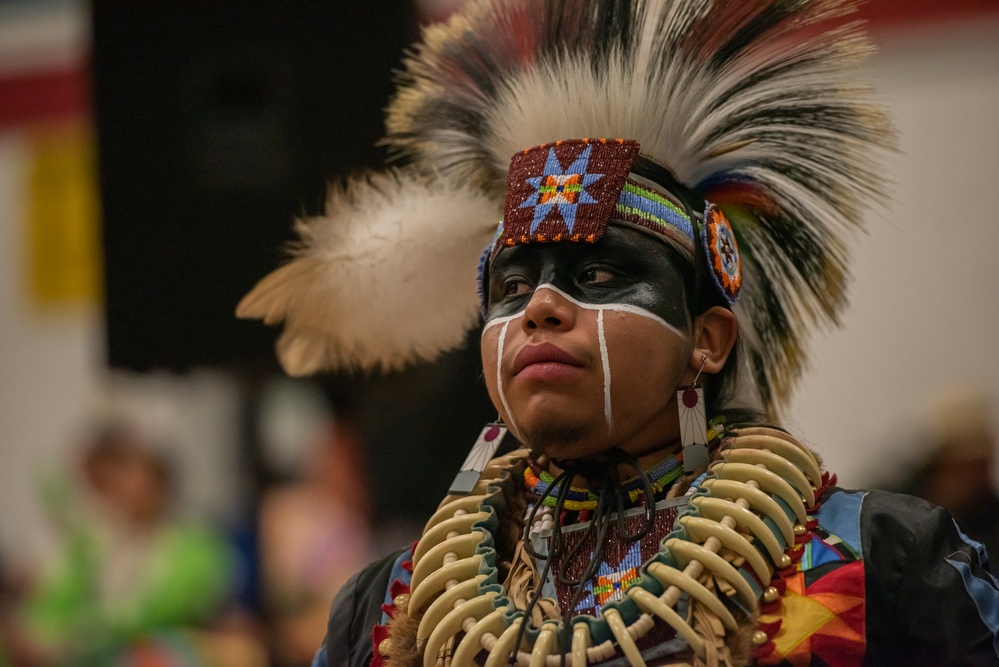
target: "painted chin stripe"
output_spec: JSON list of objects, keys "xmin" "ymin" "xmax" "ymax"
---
[{"xmin": 481, "ymin": 283, "xmax": 684, "ymax": 337}]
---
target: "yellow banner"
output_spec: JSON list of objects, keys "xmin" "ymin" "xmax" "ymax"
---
[{"xmin": 27, "ymin": 121, "xmax": 102, "ymax": 306}]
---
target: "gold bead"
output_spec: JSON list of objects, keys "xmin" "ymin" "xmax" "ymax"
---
[
  {"xmin": 779, "ymin": 554, "xmax": 792, "ymax": 569},
  {"xmin": 752, "ymin": 630, "xmax": 769, "ymax": 646},
  {"xmin": 762, "ymin": 586, "xmax": 780, "ymax": 604},
  {"xmin": 393, "ymin": 593, "xmax": 410, "ymax": 611},
  {"xmin": 378, "ymin": 638, "xmax": 393, "ymax": 656},
  {"xmin": 793, "ymin": 524, "xmax": 807, "ymax": 536}
]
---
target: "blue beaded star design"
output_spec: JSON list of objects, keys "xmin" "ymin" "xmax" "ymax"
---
[
  {"xmin": 570, "ymin": 539, "xmax": 644, "ymax": 613},
  {"xmin": 519, "ymin": 145, "xmax": 604, "ymax": 234}
]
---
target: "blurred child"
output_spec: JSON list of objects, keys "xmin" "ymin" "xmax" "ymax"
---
[{"xmin": 12, "ymin": 423, "xmax": 242, "ymax": 666}]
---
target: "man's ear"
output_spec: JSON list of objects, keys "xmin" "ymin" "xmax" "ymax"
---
[{"xmin": 689, "ymin": 306, "xmax": 738, "ymax": 374}]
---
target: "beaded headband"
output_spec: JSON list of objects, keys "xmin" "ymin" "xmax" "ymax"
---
[{"xmin": 478, "ymin": 138, "xmax": 741, "ymax": 313}]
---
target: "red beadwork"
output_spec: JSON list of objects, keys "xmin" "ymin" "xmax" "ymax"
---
[
  {"xmin": 499, "ymin": 139, "xmax": 640, "ymax": 254},
  {"xmin": 550, "ymin": 506, "xmax": 680, "ymax": 618}
]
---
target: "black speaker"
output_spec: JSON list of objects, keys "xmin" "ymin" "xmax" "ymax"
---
[{"xmin": 93, "ymin": 1, "xmax": 417, "ymax": 370}]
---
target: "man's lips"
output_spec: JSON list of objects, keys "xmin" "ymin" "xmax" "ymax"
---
[{"xmin": 511, "ymin": 343, "xmax": 584, "ymax": 376}]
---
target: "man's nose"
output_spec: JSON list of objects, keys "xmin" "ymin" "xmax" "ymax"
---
[{"xmin": 522, "ymin": 286, "xmax": 577, "ymax": 332}]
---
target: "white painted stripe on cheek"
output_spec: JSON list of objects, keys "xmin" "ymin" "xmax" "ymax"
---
[
  {"xmin": 482, "ymin": 309, "xmax": 525, "ymax": 334},
  {"xmin": 597, "ymin": 308, "xmax": 613, "ymax": 435},
  {"xmin": 495, "ymin": 320, "xmax": 518, "ymax": 436}
]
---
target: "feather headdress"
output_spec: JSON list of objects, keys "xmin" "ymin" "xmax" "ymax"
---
[{"xmin": 238, "ymin": 0, "xmax": 894, "ymax": 415}]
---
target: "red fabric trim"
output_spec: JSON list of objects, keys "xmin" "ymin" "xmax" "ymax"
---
[
  {"xmin": 0, "ymin": 65, "xmax": 90, "ymax": 129},
  {"xmin": 753, "ymin": 641, "xmax": 777, "ymax": 659},
  {"xmin": 370, "ymin": 624, "xmax": 390, "ymax": 667},
  {"xmin": 757, "ymin": 618, "xmax": 783, "ymax": 636},
  {"xmin": 805, "ymin": 560, "xmax": 867, "ymax": 665},
  {"xmin": 389, "ymin": 579, "xmax": 411, "ymax": 599}
]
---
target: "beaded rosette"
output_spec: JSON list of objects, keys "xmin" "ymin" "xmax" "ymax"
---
[{"xmin": 381, "ymin": 427, "xmax": 831, "ymax": 667}]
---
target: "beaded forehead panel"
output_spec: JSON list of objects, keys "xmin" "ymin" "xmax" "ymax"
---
[
  {"xmin": 495, "ymin": 138, "xmax": 698, "ymax": 260},
  {"xmin": 499, "ymin": 139, "xmax": 640, "ymax": 250}
]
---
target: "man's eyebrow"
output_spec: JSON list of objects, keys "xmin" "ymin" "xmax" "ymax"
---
[{"xmin": 490, "ymin": 254, "xmax": 525, "ymax": 271}]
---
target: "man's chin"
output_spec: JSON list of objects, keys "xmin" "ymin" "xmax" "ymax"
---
[{"xmin": 518, "ymin": 419, "xmax": 607, "ymax": 463}]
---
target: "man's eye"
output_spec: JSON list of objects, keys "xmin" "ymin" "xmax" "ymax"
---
[
  {"xmin": 503, "ymin": 278, "xmax": 532, "ymax": 297},
  {"xmin": 581, "ymin": 267, "xmax": 615, "ymax": 284}
]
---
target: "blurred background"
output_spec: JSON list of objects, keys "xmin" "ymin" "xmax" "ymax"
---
[{"xmin": 0, "ymin": 0, "xmax": 997, "ymax": 664}]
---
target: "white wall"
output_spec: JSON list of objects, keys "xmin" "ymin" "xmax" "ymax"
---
[
  {"xmin": 787, "ymin": 18, "xmax": 999, "ymax": 486},
  {"xmin": 0, "ymin": 130, "xmax": 106, "ymax": 568}
]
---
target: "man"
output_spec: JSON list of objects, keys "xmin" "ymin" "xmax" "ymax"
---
[{"xmin": 238, "ymin": 0, "xmax": 999, "ymax": 664}]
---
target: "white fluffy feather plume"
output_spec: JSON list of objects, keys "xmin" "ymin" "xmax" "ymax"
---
[{"xmin": 236, "ymin": 168, "xmax": 500, "ymax": 375}]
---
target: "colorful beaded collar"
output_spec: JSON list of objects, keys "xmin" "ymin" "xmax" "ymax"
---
[{"xmin": 524, "ymin": 453, "xmax": 685, "ymax": 512}]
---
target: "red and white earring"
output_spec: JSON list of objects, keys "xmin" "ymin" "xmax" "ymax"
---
[
  {"xmin": 677, "ymin": 354, "xmax": 709, "ymax": 474},
  {"xmin": 448, "ymin": 421, "xmax": 509, "ymax": 495}
]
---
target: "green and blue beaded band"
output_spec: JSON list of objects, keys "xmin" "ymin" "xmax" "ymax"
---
[{"xmin": 614, "ymin": 179, "xmax": 696, "ymax": 256}]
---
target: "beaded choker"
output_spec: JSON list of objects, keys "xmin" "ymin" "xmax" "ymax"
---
[{"xmin": 524, "ymin": 452, "xmax": 684, "ymax": 511}]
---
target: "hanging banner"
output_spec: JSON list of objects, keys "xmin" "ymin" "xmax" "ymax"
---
[{"xmin": 27, "ymin": 120, "xmax": 102, "ymax": 306}]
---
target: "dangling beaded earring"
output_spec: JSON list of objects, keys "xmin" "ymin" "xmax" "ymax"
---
[
  {"xmin": 448, "ymin": 420, "xmax": 509, "ymax": 495},
  {"xmin": 677, "ymin": 354, "xmax": 709, "ymax": 474}
]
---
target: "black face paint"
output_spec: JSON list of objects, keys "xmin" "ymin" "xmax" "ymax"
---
[{"xmin": 486, "ymin": 223, "xmax": 692, "ymax": 330}]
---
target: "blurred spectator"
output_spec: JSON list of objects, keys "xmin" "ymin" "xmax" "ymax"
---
[
  {"xmin": 5, "ymin": 422, "xmax": 258, "ymax": 666},
  {"xmin": 894, "ymin": 387, "xmax": 999, "ymax": 569},
  {"xmin": 258, "ymin": 415, "xmax": 372, "ymax": 667}
]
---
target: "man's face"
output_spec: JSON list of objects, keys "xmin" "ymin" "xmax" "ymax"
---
[{"xmin": 481, "ymin": 223, "xmax": 694, "ymax": 462}]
